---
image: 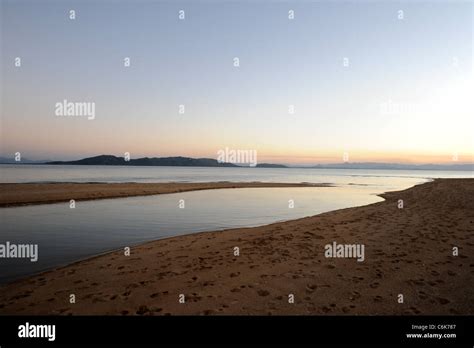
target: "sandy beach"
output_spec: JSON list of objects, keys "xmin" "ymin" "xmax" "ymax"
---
[
  {"xmin": 0, "ymin": 181, "xmax": 327, "ymax": 207},
  {"xmin": 0, "ymin": 178, "xmax": 473, "ymax": 315}
]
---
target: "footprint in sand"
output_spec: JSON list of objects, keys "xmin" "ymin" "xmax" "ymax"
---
[
  {"xmin": 202, "ymin": 309, "xmax": 216, "ymax": 315},
  {"xmin": 437, "ymin": 297, "xmax": 450, "ymax": 305},
  {"xmin": 369, "ymin": 282, "xmax": 380, "ymax": 289},
  {"xmin": 417, "ymin": 291, "xmax": 428, "ymax": 300},
  {"xmin": 351, "ymin": 276, "xmax": 364, "ymax": 283},
  {"xmin": 321, "ymin": 306, "xmax": 331, "ymax": 313},
  {"xmin": 404, "ymin": 307, "xmax": 421, "ymax": 314},
  {"xmin": 349, "ymin": 291, "xmax": 361, "ymax": 301},
  {"xmin": 136, "ymin": 305, "xmax": 151, "ymax": 315},
  {"xmin": 413, "ymin": 279, "xmax": 425, "ymax": 286}
]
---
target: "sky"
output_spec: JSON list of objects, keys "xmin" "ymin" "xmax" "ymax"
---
[{"xmin": 1, "ymin": 0, "xmax": 473, "ymax": 164}]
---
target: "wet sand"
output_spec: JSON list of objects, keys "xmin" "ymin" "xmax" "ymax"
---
[
  {"xmin": 0, "ymin": 181, "xmax": 328, "ymax": 207},
  {"xmin": 0, "ymin": 178, "xmax": 473, "ymax": 315}
]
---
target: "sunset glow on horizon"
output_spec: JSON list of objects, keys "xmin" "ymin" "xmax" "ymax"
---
[{"xmin": 1, "ymin": 0, "xmax": 473, "ymax": 165}]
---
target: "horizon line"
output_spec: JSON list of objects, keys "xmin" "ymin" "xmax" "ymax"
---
[{"xmin": 1, "ymin": 153, "xmax": 473, "ymax": 168}]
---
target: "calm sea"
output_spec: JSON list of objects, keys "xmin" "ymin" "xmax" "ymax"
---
[
  {"xmin": 0, "ymin": 165, "xmax": 471, "ymax": 283},
  {"xmin": 0, "ymin": 164, "xmax": 471, "ymax": 185}
]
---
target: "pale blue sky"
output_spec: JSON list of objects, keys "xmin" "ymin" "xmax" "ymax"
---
[{"xmin": 1, "ymin": 0, "xmax": 473, "ymax": 164}]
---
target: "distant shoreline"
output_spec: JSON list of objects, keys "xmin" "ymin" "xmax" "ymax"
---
[
  {"xmin": 0, "ymin": 182, "xmax": 331, "ymax": 208},
  {"xmin": 1, "ymin": 154, "xmax": 472, "ymax": 171}
]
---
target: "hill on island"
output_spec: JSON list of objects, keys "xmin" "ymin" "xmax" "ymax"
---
[{"xmin": 47, "ymin": 155, "xmax": 239, "ymax": 167}]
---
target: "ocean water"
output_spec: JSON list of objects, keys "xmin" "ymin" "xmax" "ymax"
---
[
  {"xmin": 0, "ymin": 165, "xmax": 472, "ymax": 283},
  {"xmin": 0, "ymin": 164, "xmax": 471, "ymax": 185}
]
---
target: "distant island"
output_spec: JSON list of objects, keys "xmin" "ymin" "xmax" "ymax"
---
[
  {"xmin": 46, "ymin": 155, "xmax": 289, "ymax": 168},
  {"xmin": 47, "ymin": 155, "xmax": 238, "ymax": 167},
  {"xmin": 0, "ymin": 155, "xmax": 472, "ymax": 171},
  {"xmin": 255, "ymin": 163, "xmax": 288, "ymax": 168}
]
